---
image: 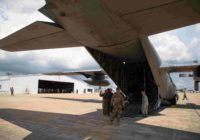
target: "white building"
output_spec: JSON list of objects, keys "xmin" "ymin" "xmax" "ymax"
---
[{"xmin": 0, "ymin": 75, "xmax": 95, "ymax": 94}]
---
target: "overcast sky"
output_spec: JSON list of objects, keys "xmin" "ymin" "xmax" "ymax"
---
[{"xmin": 0, "ymin": 0, "xmax": 200, "ymax": 89}]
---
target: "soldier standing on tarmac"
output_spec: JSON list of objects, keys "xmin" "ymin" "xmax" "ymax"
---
[
  {"xmin": 100, "ymin": 89, "xmax": 109, "ymax": 115},
  {"xmin": 10, "ymin": 87, "xmax": 14, "ymax": 96},
  {"xmin": 182, "ymin": 89, "xmax": 188, "ymax": 100},
  {"xmin": 110, "ymin": 88, "xmax": 124, "ymax": 125},
  {"xmin": 106, "ymin": 88, "xmax": 113, "ymax": 116}
]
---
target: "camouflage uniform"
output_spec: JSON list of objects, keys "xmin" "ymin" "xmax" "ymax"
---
[
  {"xmin": 100, "ymin": 90, "xmax": 108, "ymax": 115},
  {"xmin": 105, "ymin": 89, "xmax": 113, "ymax": 116},
  {"xmin": 110, "ymin": 91, "xmax": 124, "ymax": 124}
]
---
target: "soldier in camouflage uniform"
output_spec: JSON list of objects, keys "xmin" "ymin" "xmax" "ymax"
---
[
  {"xmin": 110, "ymin": 88, "xmax": 124, "ymax": 125},
  {"xmin": 100, "ymin": 89, "xmax": 109, "ymax": 115},
  {"xmin": 106, "ymin": 88, "xmax": 113, "ymax": 116}
]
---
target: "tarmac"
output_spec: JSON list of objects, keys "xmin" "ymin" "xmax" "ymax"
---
[{"xmin": 0, "ymin": 92, "xmax": 199, "ymax": 140}]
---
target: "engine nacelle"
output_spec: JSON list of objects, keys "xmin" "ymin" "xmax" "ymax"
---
[{"xmin": 84, "ymin": 79, "xmax": 110, "ymax": 86}]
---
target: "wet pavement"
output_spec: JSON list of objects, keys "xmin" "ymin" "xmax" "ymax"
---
[{"xmin": 0, "ymin": 92, "xmax": 199, "ymax": 140}]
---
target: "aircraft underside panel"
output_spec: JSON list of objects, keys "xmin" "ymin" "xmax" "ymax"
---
[
  {"xmin": 86, "ymin": 47, "xmax": 158, "ymax": 116},
  {"xmin": 86, "ymin": 47, "xmax": 126, "ymax": 90}
]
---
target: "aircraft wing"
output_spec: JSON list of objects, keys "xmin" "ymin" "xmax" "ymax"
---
[
  {"xmin": 159, "ymin": 64, "xmax": 200, "ymax": 73},
  {"xmin": 0, "ymin": 21, "xmax": 82, "ymax": 51},
  {"xmin": 44, "ymin": 69, "xmax": 105, "ymax": 78},
  {"xmin": 1, "ymin": 0, "xmax": 199, "ymax": 62},
  {"xmin": 44, "ymin": 69, "xmax": 109, "ymax": 86},
  {"xmin": 84, "ymin": 79, "xmax": 110, "ymax": 86}
]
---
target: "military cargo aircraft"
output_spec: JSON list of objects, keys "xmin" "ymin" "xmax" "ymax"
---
[{"xmin": 0, "ymin": 0, "xmax": 200, "ymax": 112}]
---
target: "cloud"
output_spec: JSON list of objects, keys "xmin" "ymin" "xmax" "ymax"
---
[
  {"xmin": 149, "ymin": 32, "xmax": 192, "ymax": 64},
  {"xmin": 0, "ymin": 1, "xmax": 8, "ymax": 20},
  {"xmin": 0, "ymin": 47, "xmax": 100, "ymax": 75},
  {"xmin": 196, "ymin": 24, "xmax": 200, "ymax": 32},
  {"xmin": 0, "ymin": 0, "xmax": 51, "ymax": 39},
  {"xmin": 187, "ymin": 37, "xmax": 200, "ymax": 63}
]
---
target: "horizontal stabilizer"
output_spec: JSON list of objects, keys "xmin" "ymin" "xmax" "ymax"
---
[{"xmin": 159, "ymin": 64, "xmax": 200, "ymax": 73}]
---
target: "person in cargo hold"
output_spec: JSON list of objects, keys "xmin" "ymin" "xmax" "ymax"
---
[{"xmin": 141, "ymin": 90, "xmax": 149, "ymax": 117}]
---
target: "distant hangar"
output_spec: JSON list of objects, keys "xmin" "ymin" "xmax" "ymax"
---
[{"xmin": 0, "ymin": 75, "xmax": 96, "ymax": 94}]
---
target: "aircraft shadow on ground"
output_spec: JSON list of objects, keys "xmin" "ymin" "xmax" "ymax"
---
[
  {"xmin": 175, "ymin": 103, "xmax": 200, "ymax": 109},
  {"xmin": 0, "ymin": 109, "xmax": 199, "ymax": 140},
  {"xmin": 43, "ymin": 97, "xmax": 102, "ymax": 103}
]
